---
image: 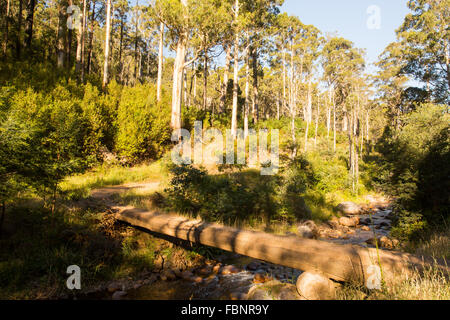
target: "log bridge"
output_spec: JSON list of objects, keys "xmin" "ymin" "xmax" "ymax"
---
[{"xmin": 114, "ymin": 205, "xmax": 447, "ymax": 288}]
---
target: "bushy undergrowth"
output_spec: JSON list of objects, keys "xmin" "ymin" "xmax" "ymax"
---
[
  {"xmin": 370, "ymin": 103, "xmax": 450, "ymax": 240},
  {"xmin": 164, "ymin": 158, "xmax": 318, "ymax": 227}
]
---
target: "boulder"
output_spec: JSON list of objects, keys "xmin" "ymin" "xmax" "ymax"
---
[
  {"xmin": 337, "ymin": 202, "xmax": 361, "ymax": 215},
  {"xmin": 107, "ymin": 283, "xmax": 121, "ymax": 293},
  {"xmin": 180, "ymin": 270, "xmax": 194, "ymax": 280},
  {"xmin": 248, "ymin": 281, "xmax": 303, "ymax": 300},
  {"xmin": 212, "ymin": 264, "xmax": 222, "ymax": 274},
  {"xmin": 112, "ymin": 291, "xmax": 127, "ymax": 300},
  {"xmin": 296, "ymin": 272, "xmax": 337, "ymax": 300},
  {"xmin": 246, "ymin": 286, "xmax": 273, "ymax": 300},
  {"xmin": 278, "ymin": 285, "xmax": 304, "ymax": 300},
  {"xmin": 366, "ymin": 236, "xmax": 395, "ymax": 249},
  {"xmin": 189, "ymin": 276, "xmax": 204, "ymax": 283},
  {"xmin": 196, "ymin": 266, "xmax": 213, "ymax": 276},
  {"xmin": 220, "ymin": 265, "xmax": 240, "ymax": 275},
  {"xmin": 246, "ymin": 261, "xmax": 261, "ymax": 271},
  {"xmin": 161, "ymin": 269, "xmax": 177, "ymax": 281},
  {"xmin": 297, "ymin": 225, "xmax": 315, "ymax": 239},
  {"xmin": 253, "ymin": 273, "xmax": 272, "ymax": 284},
  {"xmin": 339, "ymin": 216, "xmax": 360, "ymax": 227}
]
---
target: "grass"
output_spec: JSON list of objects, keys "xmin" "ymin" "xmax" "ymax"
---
[
  {"xmin": 0, "ymin": 198, "xmax": 204, "ymax": 299},
  {"xmin": 337, "ymin": 227, "xmax": 450, "ymax": 300},
  {"xmin": 60, "ymin": 160, "xmax": 169, "ymax": 200}
]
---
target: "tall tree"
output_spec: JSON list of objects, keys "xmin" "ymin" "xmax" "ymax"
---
[
  {"xmin": 24, "ymin": 0, "xmax": 36, "ymax": 51},
  {"xmin": 396, "ymin": 0, "xmax": 450, "ymax": 103},
  {"xmin": 102, "ymin": 0, "xmax": 112, "ymax": 89},
  {"xmin": 56, "ymin": 0, "xmax": 68, "ymax": 68},
  {"xmin": 156, "ymin": 22, "xmax": 164, "ymax": 101},
  {"xmin": 2, "ymin": 0, "xmax": 11, "ymax": 57}
]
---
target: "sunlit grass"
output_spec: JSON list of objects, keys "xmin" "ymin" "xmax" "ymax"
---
[
  {"xmin": 60, "ymin": 160, "xmax": 169, "ymax": 200},
  {"xmin": 337, "ymin": 227, "xmax": 450, "ymax": 300}
]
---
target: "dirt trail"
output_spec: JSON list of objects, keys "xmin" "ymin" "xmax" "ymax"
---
[{"xmin": 89, "ymin": 181, "xmax": 161, "ymax": 207}]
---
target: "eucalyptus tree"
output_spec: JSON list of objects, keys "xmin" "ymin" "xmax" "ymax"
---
[
  {"xmin": 395, "ymin": 0, "xmax": 450, "ymax": 103},
  {"xmin": 322, "ymin": 37, "xmax": 366, "ymax": 192},
  {"xmin": 375, "ymin": 42, "xmax": 410, "ymax": 131},
  {"xmin": 76, "ymin": 0, "xmax": 89, "ymax": 81},
  {"xmin": 102, "ymin": 0, "xmax": 112, "ymax": 89},
  {"xmin": 155, "ymin": 0, "xmax": 227, "ymax": 132},
  {"xmin": 242, "ymin": 0, "xmax": 283, "ymax": 124}
]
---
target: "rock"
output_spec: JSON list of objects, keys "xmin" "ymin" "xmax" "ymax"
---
[
  {"xmin": 253, "ymin": 273, "xmax": 272, "ymax": 284},
  {"xmin": 360, "ymin": 217, "xmax": 371, "ymax": 225},
  {"xmin": 190, "ymin": 276, "xmax": 203, "ymax": 283},
  {"xmin": 366, "ymin": 237, "xmax": 378, "ymax": 246},
  {"xmin": 379, "ymin": 236, "xmax": 394, "ymax": 249},
  {"xmin": 133, "ymin": 283, "xmax": 142, "ymax": 290},
  {"xmin": 337, "ymin": 202, "xmax": 361, "ymax": 215},
  {"xmin": 339, "ymin": 216, "xmax": 360, "ymax": 227},
  {"xmin": 361, "ymin": 226, "xmax": 371, "ymax": 231},
  {"xmin": 366, "ymin": 236, "xmax": 394, "ymax": 249},
  {"xmin": 278, "ymin": 285, "xmax": 303, "ymax": 300},
  {"xmin": 142, "ymin": 274, "xmax": 158, "ymax": 285},
  {"xmin": 248, "ymin": 281, "xmax": 303, "ymax": 300},
  {"xmin": 297, "ymin": 220, "xmax": 318, "ymax": 239},
  {"xmin": 296, "ymin": 272, "xmax": 336, "ymax": 300},
  {"xmin": 107, "ymin": 283, "xmax": 121, "ymax": 293},
  {"xmin": 297, "ymin": 225, "xmax": 315, "ymax": 239},
  {"xmin": 212, "ymin": 264, "xmax": 222, "ymax": 274},
  {"xmin": 391, "ymin": 238, "xmax": 400, "ymax": 247},
  {"xmin": 180, "ymin": 271, "xmax": 194, "ymax": 280},
  {"xmin": 220, "ymin": 265, "xmax": 240, "ymax": 275},
  {"xmin": 328, "ymin": 217, "xmax": 340, "ymax": 229},
  {"xmin": 196, "ymin": 266, "xmax": 212, "ymax": 276},
  {"xmin": 247, "ymin": 286, "xmax": 273, "ymax": 300},
  {"xmin": 204, "ymin": 275, "xmax": 218, "ymax": 284},
  {"xmin": 161, "ymin": 270, "xmax": 177, "ymax": 281},
  {"xmin": 246, "ymin": 261, "xmax": 261, "ymax": 271},
  {"xmin": 327, "ymin": 230, "xmax": 343, "ymax": 239},
  {"xmin": 112, "ymin": 291, "xmax": 127, "ymax": 300},
  {"xmin": 172, "ymin": 268, "xmax": 183, "ymax": 278}
]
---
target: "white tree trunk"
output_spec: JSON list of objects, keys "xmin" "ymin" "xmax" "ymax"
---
[
  {"xmin": 157, "ymin": 22, "xmax": 164, "ymax": 102},
  {"xmin": 171, "ymin": 39, "xmax": 187, "ymax": 131},
  {"xmin": 75, "ymin": 0, "xmax": 86, "ymax": 76},
  {"xmin": 244, "ymin": 33, "xmax": 250, "ymax": 139},
  {"xmin": 102, "ymin": 0, "xmax": 112, "ymax": 89},
  {"xmin": 171, "ymin": 0, "xmax": 188, "ymax": 132},
  {"xmin": 219, "ymin": 44, "xmax": 232, "ymax": 113},
  {"xmin": 231, "ymin": 0, "xmax": 240, "ymax": 138}
]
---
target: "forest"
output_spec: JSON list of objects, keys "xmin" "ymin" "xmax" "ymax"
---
[{"xmin": 0, "ymin": 0, "xmax": 448, "ymax": 300}]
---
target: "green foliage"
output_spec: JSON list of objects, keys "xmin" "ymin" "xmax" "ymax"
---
[
  {"xmin": 116, "ymin": 84, "xmax": 172, "ymax": 163},
  {"xmin": 372, "ymin": 103, "xmax": 449, "ymax": 238},
  {"xmin": 165, "ymin": 160, "xmax": 316, "ymax": 226}
]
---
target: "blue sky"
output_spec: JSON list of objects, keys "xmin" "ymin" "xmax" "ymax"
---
[{"xmin": 281, "ymin": 0, "xmax": 410, "ymax": 71}]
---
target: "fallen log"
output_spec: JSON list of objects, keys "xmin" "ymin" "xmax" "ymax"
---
[{"xmin": 114, "ymin": 206, "xmax": 448, "ymax": 286}]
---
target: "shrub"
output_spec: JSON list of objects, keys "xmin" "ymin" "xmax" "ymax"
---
[{"xmin": 115, "ymin": 84, "xmax": 171, "ymax": 163}]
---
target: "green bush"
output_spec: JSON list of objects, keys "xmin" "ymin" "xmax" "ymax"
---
[
  {"xmin": 115, "ymin": 84, "xmax": 172, "ymax": 163},
  {"xmin": 373, "ymin": 103, "xmax": 450, "ymax": 238},
  {"xmin": 165, "ymin": 159, "xmax": 316, "ymax": 227}
]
